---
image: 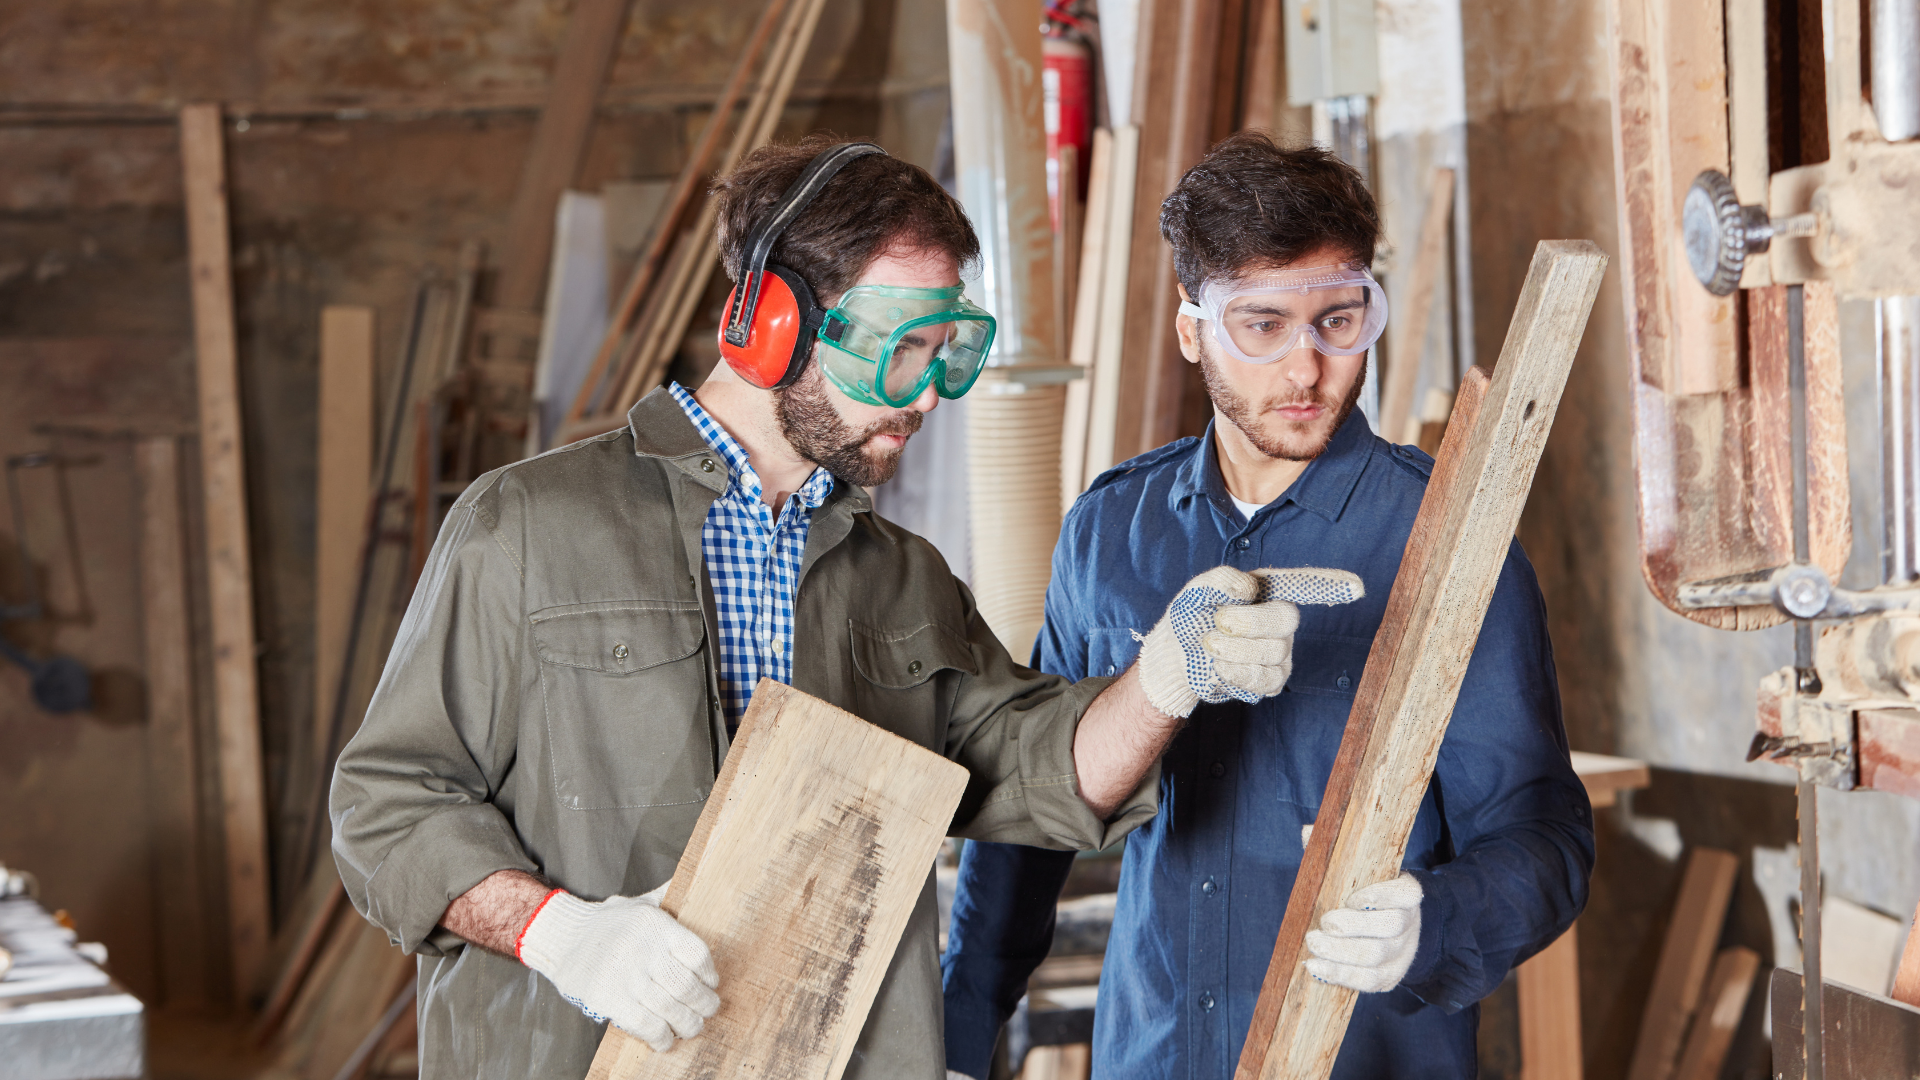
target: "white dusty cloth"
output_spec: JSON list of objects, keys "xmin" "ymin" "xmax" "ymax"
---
[
  {"xmin": 1135, "ymin": 566, "xmax": 1365, "ymax": 718},
  {"xmin": 516, "ymin": 888, "xmax": 720, "ymax": 1052},
  {"xmin": 1303, "ymin": 872, "xmax": 1424, "ymax": 993}
]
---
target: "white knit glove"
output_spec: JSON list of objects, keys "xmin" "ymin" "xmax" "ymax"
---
[
  {"xmin": 1135, "ymin": 566, "xmax": 1365, "ymax": 718},
  {"xmin": 516, "ymin": 886, "xmax": 720, "ymax": 1052},
  {"xmin": 1303, "ymin": 872, "xmax": 1423, "ymax": 993}
]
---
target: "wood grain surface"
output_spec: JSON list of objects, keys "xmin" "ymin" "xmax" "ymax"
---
[
  {"xmin": 1235, "ymin": 241, "xmax": 1607, "ymax": 1080},
  {"xmin": 1670, "ymin": 946, "xmax": 1760, "ymax": 1080},
  {"xmin": 1380, "ymin": 167, "xmax": 1457, "ymax": 445},
  {"xmin": 1625, "ymin": 847, "xmax": 1739, "ymax": 1080},
  {"xmin": 180, "ymin": 101, "xmax": 272, "ymax": 996},
  {"xmin": 586, "ymin": 681, "xmax": 969, "ymax": 1080}
]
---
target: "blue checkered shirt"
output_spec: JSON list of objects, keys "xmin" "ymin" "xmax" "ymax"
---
[{"xmin": 668, "ymin": 382, "xmax": 836, "ymax": 727}]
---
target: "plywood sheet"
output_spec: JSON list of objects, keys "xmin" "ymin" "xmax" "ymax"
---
[{"xmin": 586, "ymin": 681, "xmax": 970, "ymax": 1080}]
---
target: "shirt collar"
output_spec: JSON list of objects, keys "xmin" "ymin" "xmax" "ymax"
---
[
  {"xmin": 667, "ymin": 382, "xmax": 835, "ymax": 511},
  {"xmin": 1170, "ymin": 406, "xmax": 1375, "ymax": 523}
]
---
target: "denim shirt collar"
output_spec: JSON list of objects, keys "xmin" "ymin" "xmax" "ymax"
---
[{"xmin": 1169, "ymin": 406, "xmax": 1375, "ymax": 523}]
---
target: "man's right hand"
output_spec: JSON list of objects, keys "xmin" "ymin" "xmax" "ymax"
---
[{"xmin": 515, "ymin": 888, "xmax": 721, "ymax": 1053}]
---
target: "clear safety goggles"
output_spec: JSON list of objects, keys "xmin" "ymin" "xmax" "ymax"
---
[
  {"xmin": 818, "ymin": 284, "xmax": 998, "ymax": 407},
  {"xmin": 1177, "ymin": 264, "xmax": 1389, "ymax": 364}
]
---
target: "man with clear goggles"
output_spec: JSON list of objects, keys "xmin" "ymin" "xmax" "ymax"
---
[
  {"xmin": 818, "ymin": 283, "xmax": 996, "ymax": 407},
  {"xmin": 1176, "ymin": 262, "xmax": 1390, "ymax": 364}
]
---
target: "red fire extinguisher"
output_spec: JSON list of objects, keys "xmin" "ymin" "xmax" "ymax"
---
[{"xmin": 1042, "ymin": 10, "xmax": 1093, "ymax": 232}]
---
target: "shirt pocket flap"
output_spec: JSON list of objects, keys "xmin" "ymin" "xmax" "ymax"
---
[
  {"xmin": 1287, "ymin": 632, "xmax": 1371, "ymax": 697},
  {"xmin": 849, "ymin": 620, "xmax": 978, "ymax": 689},
  {"xmin": 1086, "ymin": 627, "xmax": 1143, "ymax": 679},
  {"xmin": 529, "ymin": 601, "xmax": 705, "ymax": 674}
]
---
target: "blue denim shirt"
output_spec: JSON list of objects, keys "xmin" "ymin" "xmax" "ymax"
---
[{"xmin": 941, "ymin": 410, "xmax": 1595, "ymax": 1080}]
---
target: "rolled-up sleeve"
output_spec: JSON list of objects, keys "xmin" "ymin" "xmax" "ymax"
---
[
  {"xmin": 940, "ymin": 580, "xmax": 1158, "ymax": 852},
  {"xmin": 330, "ymin": 499, "xmax": 539, "ymax": 956}
]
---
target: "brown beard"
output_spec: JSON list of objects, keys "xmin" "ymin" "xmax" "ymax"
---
[
  {"xmin": 774, "ymin": 363, "xmax": 924, "ymax": 486},
  {"xmin": 1196, "ymin": 336, "xmax": 1366, "ymax": 461}
]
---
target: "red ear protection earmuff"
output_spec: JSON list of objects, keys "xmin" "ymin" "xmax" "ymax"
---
[{"xmin": 719, "ymin": 142, "xmax": 888, "ymax": 390}]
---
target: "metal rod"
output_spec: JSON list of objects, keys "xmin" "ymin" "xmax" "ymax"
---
[
  {"xmin": 1789, "ymin": 283, "xmax": 1823, "ymax": 1080},
  {"xmin": 1871, "ymin": 0, "xmax": 1920, "ymax": 141},
  {"xmin": 1881, "ymin": 296, "xmax": 1920, "ymax": 583}
]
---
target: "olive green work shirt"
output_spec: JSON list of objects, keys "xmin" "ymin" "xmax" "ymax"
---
[{"xmin": 329, "ymin": 388, "xmax": 1158, "ymax": 1080}]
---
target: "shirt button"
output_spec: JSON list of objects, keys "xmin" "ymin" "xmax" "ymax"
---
[
  {"xmin": 1210, "ymin": 761, "xmax": 1226, "ymax": 778},
  {"xmin": 1201, "ymin": 878, "xmax": 1217, "ymax": 895},
  {"xmin": 612, "ymin": 643, "xmax": 630, "ymax": 660},
  {"xmin": 701, "ymin": 458, "xmax": 716, "ymax": 472},
  {"xmin": 908, "ymin": 660, "xmax": 923, "ymax": 676},
  {"xmin": 1336, "ymin": 675, "xmax": 1351, "ymax": 690},
  {"xmin": 1237, "ymin": 537, "xmax": 1251, "ymax": 550},
  {"xmin": 1105, "ymin": 664, "xmax": 1116, "ymax": 676},
  {"xmin": 1199, "ymin": 991, "xmax": 1215, "ymax": 1011}
]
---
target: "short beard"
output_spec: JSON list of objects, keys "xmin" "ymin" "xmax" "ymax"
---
[
  {"xmin": 1196, "ymin": 336, "xmax": 1365, "ymax": 462},
  {"xmin": 773, "ymin": 363, "xmax": 924, "ymax": 487}
]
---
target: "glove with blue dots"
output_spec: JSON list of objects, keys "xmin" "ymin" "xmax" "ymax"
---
[{"xmin": 1135, "ymin": 566, "xmax": 1365, "ymax": 718}]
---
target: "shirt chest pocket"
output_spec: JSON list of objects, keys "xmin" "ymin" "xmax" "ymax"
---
[
  {"xmin": 1086, "ymin": 627, "xmax": 1143, "ymax": 679},
  {"xmin": 846, "ymin": 620, "xmax": 976, "ymax": 742},
  {"xmin": 530, "ymin": 601, "xmax": 714, "ymax": 811}
]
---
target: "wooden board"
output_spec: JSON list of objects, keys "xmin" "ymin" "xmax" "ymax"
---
[
  {"xmin": 1082, "ymin": 124, "xmax": 1141, "ymax": 482},
  {"xmin": 1625, "ymin": 847, "xmax": 1739, "ymax": 1080},
  {"xmin": 1380, "ymin": 167, "xmax": 1456, "ymax": 446},
  {"xmin": 494, "ymin": 0, "xmax": 636, "ymax": 310},
  {"xmin": 1724, "ymin": 0, "xmax": 1769, "ymax": 288},
  {"xmin": 1770, "ymin": 967, "xmax": 1920, "ymax": 1080},
  {"xmin": 1670, "ymin": 946, "xmax": 1759, "ymax": 1080},
  {"xmin": 1235, "ymin": 241, "xmax": 1609, "ymax": 1080},
  {"xmin": 1569, "ymin": 751, "xmax": 1651, "ymax": 809},
  {"xmin": 586, "ymin": 681, "xmax": 970, "ymax": 1080},
  {"xmin": 316, "ymin": 306, "xmax": 374, "ymax": 764},
  {"xmin": 136, "ymin": 435, "xmax": 209, "ymax": 1009},
  {"xmin": 1895, "ymin": 898, "xmax": 1920, "ymax": 1007},
  {"xmin": 1061, "ymin": 127, "xmax": 1114, "ymax": 508},
  {"xmin": 1517, "ymin": 927, "xmax": 1581, "ymax": 1080},
  {"xmin": 179, "ymin": 101, "xmax": 272, "ymax": 997}
]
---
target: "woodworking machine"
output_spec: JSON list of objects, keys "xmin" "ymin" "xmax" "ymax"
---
[{"xmin": 1612, "ymin": 0, "xmax": 1920, "ymax": 1074}]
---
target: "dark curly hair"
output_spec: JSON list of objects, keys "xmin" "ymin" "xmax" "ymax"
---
[
  {"xmin": 711, "ymin": 134, "xmax": 980, "ymax": 303},
  {"xmin": 1160, "ymin": 131, "xmax": 1380, "ymax": 299}
]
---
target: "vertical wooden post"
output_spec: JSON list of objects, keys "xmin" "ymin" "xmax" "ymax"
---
[
  {"xmin": 315, "ymin": 306, "xmax": 374, "ymax": 765},
  {"xmin": 1625, "ymin": 848, "xmax": 1740, "ymax": 1080},
  {"xmin": 137, "ymin": 435, "xmax": 210, "ymax": 1008},
  {"xmin": 180, "ymin": 101, "xmax": 272, "ymax": 997},
  {"xmin": 1517, "ymin": 926, "xmax": 1583, "ymax": 1080},
  {"xmin": 1379, "ymin": 167, "xmax": 1457, "ymax": 446}
]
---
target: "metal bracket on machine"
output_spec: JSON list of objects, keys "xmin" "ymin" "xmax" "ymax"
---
[
  {"xmin": 1677, "ymin": 563, "xmax": 1920, "ymax": 620},
  {"xmin": 1750, "ymin": 689, "xmax": 1858, "ymax": 790}
]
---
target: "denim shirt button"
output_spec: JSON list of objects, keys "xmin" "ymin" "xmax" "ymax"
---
[
  {"xmin": 1105, "ymin": 664, "xmax": 1116, "ymax": 676},
  {"xmin": 1209, "ymin": 761, "xmax": 1226, "ymax": 778},
  {"xmin": 1336, "ymin": 675, "xmax": 1351, "ymax": 690},
  {"xmin": 1199, "ymin": 991, "xmax": 1215, "ymax": 1010},
  {"xmin": 1236, "ymin": 537, "xmax": 1251, "ymax": 550},
  {"xmin": 1201, "ymin": 878, "xmax": 1217, "ymax": 895}
]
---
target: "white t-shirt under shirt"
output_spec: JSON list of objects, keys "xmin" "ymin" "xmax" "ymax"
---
[{"xmin": 1231, "ymin": 494, "xmax": 1267, "ymax": 522}]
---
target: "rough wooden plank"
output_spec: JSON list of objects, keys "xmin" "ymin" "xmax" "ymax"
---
[
  {"xmin": 1895, "ymin": 898, "xmax": 1920, "ymax": 1007},
  {"xmin": 136, "ymin": 435, "xmax": 209, "ymax": 1009},
  {"xmin": 316, "ymin": 306, "xmax": 374, "ymax": 760},
  {"xmin": 1625, "ymin": 848, "xmax": 1740, "ymax": 1080},
  {"xmin": 1380, "ymin": 167, "xmax": 1456, "ymax": 445},
  {"xmin": 179, "ymin": 101, "xmax": 272, "ymax": 997},
  {"xmin": 1606, "ymin": 0, "xmax": 1736, "ymax": 394},
  {"xmin": 1517, "ymin": 927, "xmax": 1582, "ymax": 1080},
  {"xmin": 1569, "ymin": 750, "xmax": 1651, "ymax": 810},
  {"xmin": 1671, "ymin": 947, "xmax": 1760, "ymax": 1080},
  {"xmin": 1239, "ymin": 0, "xmax": 1283, "ymax": 133},
  {"xmin": 1236, "ymin": 241, "xmax": 1606, "ymax": 1080},
  {"xmin": 1725, "ymin": 0, "xmax": 1770, "ymax": 288},
  {"xmin": 1061, "ymin": 127, "xmax": 1114, "ymax": 506},
  {"xmin": 586, "ymin": 681, "xmax": 970, "ymax": 1080},
  {"xmin": 1772, "ymin": 967, "xmax": 1920, "ymax": 1080},
  {"xmin": 495, "ymin": 0, "xmax": 637, "ymax": 310},
  {"xmin": 1082, "ymin": 124, "xmax": 1140, "ymax": 482}
]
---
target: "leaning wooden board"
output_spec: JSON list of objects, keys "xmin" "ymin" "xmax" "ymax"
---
[
  {"xmin": 1235, "ymin": 241, "xmax": 1608, "ymax": 1079},
  {"xmin": 586, "ymin": 681, "xmax": 970, "ymax": 1080}
]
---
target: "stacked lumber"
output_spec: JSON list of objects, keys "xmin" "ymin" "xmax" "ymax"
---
[{"xmin": 560, "ymin": 0, "xmax": 830, "ymax": 441}]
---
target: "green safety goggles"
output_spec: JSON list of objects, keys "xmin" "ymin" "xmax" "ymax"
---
[{"xmin": 816, "ymin": 285, "xmax": 998, "ymax": 407}]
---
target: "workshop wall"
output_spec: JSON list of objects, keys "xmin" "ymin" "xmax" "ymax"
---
[{"xmin": 0, "ymin": 0, "xmax": 945, "ymax": 1010}]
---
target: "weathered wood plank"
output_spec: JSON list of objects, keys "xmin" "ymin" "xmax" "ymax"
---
[
  {"xmin": 1236, "ymin": 240, "xmax": 1607, "ymax": 1080},
  {"xmin": 316, "ymin": 306, "xmax": 375, "ymax": 764},
  {"xmin": 1670, "ymin": 946, "xmax": 1760, "ymax": 1080},
  {"xmin": 1380, "ymin": 166, "xmax": 1456, "ymax": 445},
  {"xmin": 179, "ymin": 101, "xmax": 272, "ymax": 997},
  {"xmin": 1625, "ymin": 847, "xmax": 1739, "ymax": 1080},
  {"xmin": 586, "ymin": 681, "xmax": 970, "ymax": 1080}
]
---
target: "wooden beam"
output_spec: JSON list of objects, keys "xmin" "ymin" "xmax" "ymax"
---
[
  {"xmin": 1568, "ymin": 750, "xmax": 1651, "ymax": 810},
  {"xmin": 1083, "ymin": 124, "xmax": 1141, "ymax": 481},
  {"xmin": 1894, "ymin": 898, "xmax": 1920, "ymax": 1007},
  {"xmin": 494, "ymin": 0, "xmax": 637, "ymax": 311},
  {"xmin": 315, "ymin": 306, "xmax": 374, "ymax": 767},
  {"xmin": 585, "ymin": 682, "xmax": 969, "ymax": 1080},
  {"xmin": 1625, "ymin": 848, "xmax": 1740, "ymax": 1080},
  {"xmin": 179, "ymin": 101, "xmax": 272, "ymax": 998},
  {"xmin": 1239, "ymin": 0, "xmax": 1283, "ymax": 133},
  {"xmin": 1725, "ymin": 0, "xmax": 1770, "ymax": 287},
  {"xmin": 1061, "ymin": 127, "xmax": 1114, "ymax": 508},
  {"xmin": 1670, "ymin": 946, "xmax": 1760, "ymax": 1080},
  {"xmin": 1517, "ymin": 927, "xmax": 1582, "ymax": 1080},
  {"xmin": 1380, "ymin": 167, "xmax": 1456, "ymax": 445},
  {"xmin": 1234, "ymin": 241, "xmax": 1607, "ymax": 1080},
  {"xmin": 137, "ymin": 434, "xmax": 210, "ymax": 1009}
]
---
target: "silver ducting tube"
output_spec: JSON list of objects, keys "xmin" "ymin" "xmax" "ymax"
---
[
  {"xmin": 947, "ymin": 0, "xmax": 1070, "ymax": 657},
  {"xmin": 1872, "ymin": 0, "xmax": 1920, "ymax": 141},
  {"xmin": 1879, "ymin": 296, "xmax": 1920, "ymax": 583}
]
